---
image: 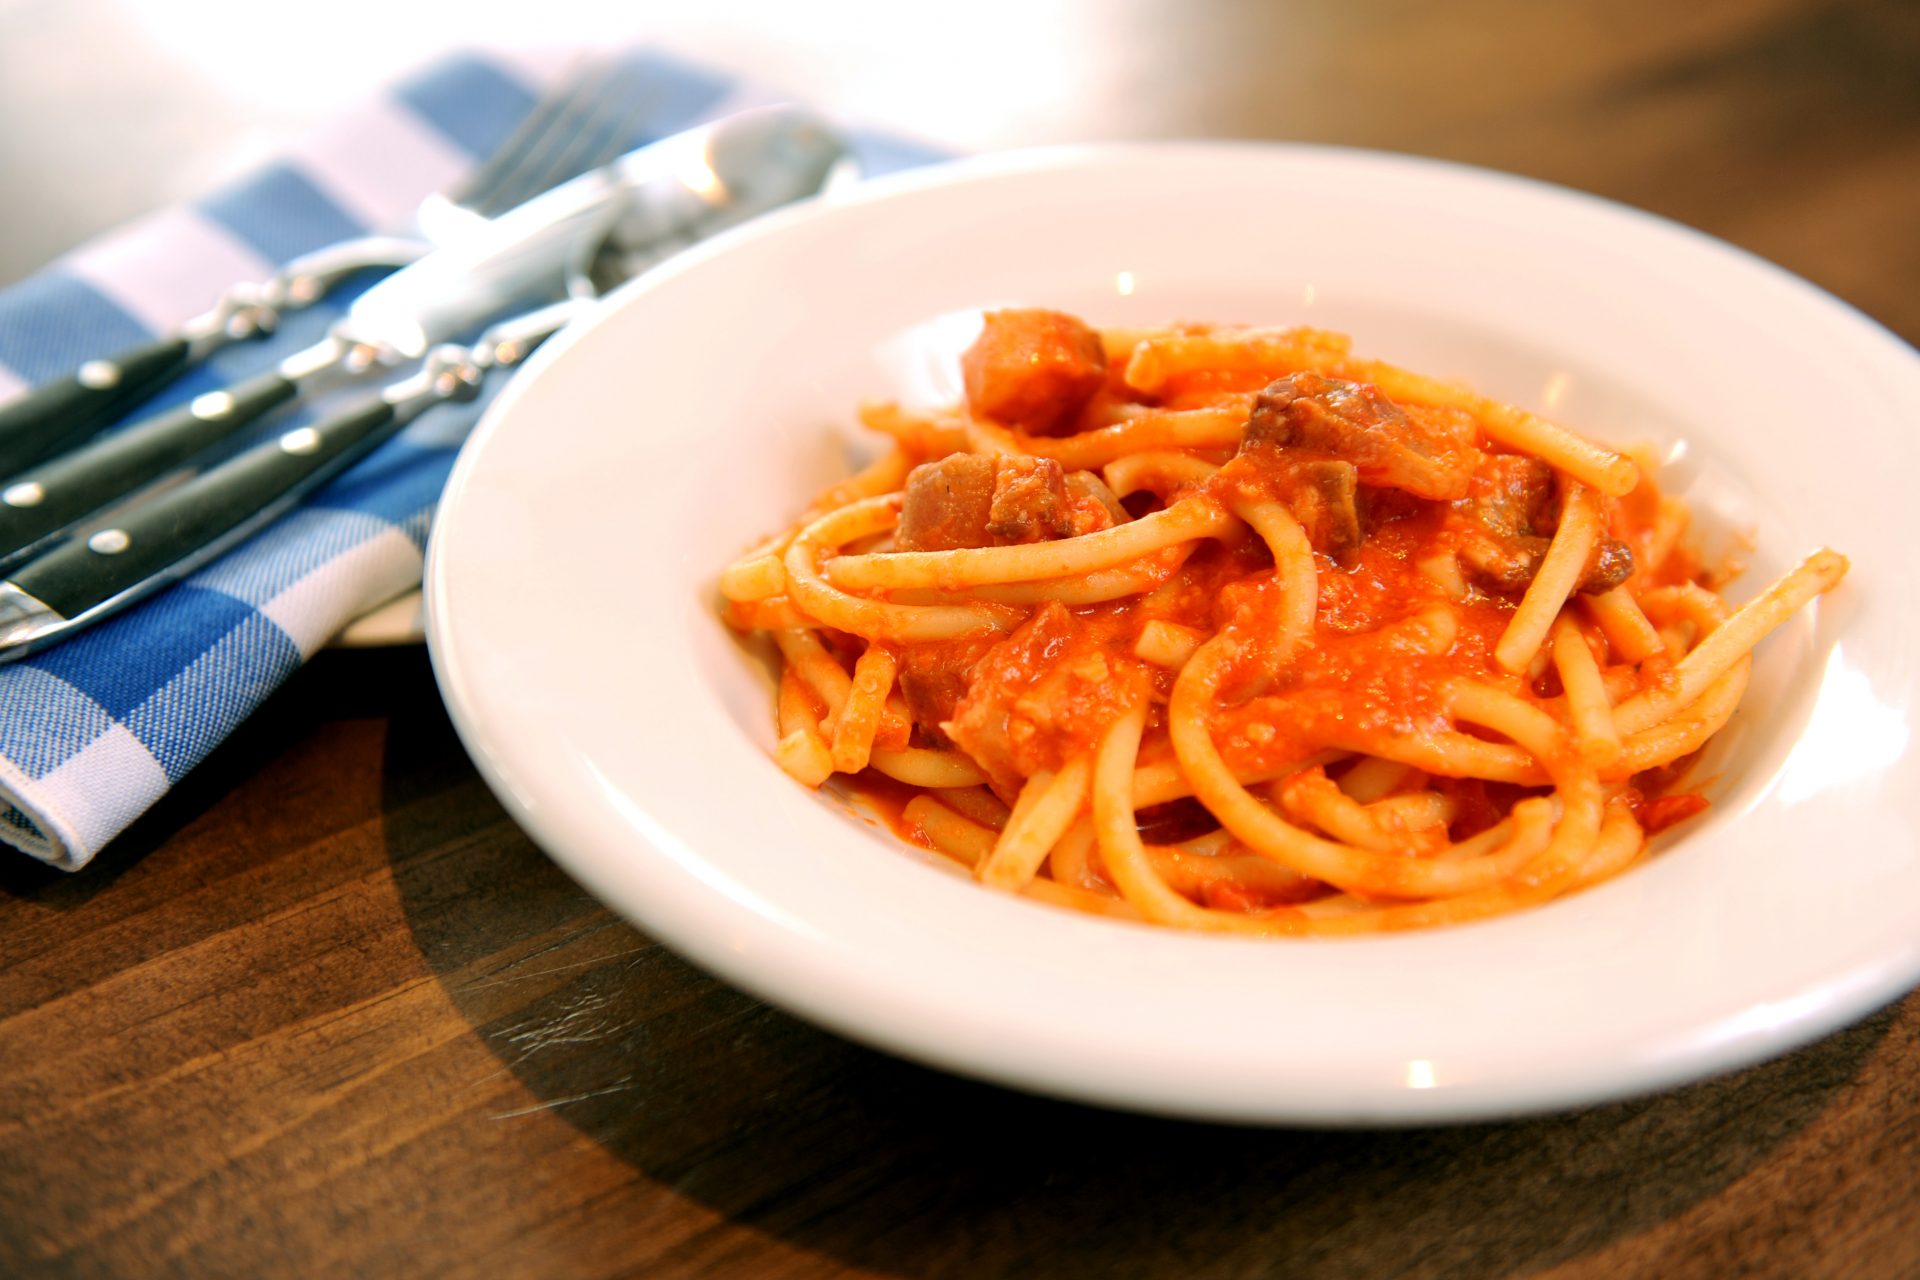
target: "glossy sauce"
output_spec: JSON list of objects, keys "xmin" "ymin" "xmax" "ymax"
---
[{"xmin": 845, "ymin": 328, "xmax": 1723, "ymax": 846}]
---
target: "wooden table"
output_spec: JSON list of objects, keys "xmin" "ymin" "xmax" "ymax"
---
[{"xmin": 3, "ymin": 2, "xmax": 1916, "ymax": 1275}]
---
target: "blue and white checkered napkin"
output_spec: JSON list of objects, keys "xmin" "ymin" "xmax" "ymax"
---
[{"xmin": 0, "ymin": 49, "xmax": 945, "ymax": 870}]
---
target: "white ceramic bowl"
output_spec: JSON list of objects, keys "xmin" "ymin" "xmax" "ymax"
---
[{"xmin": 425, "ymin": 144, "xmax": 1920, "ymax": 1124}]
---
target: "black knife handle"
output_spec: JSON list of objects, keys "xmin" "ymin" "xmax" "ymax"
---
[
  {"xmin": 0, "ymin": 336, "xmax": 198, "ymax": 477},
  {"xmin": 0, "ymin": 369, "xmax": 301, "ymax": 569},
  {"xmin": 11, "ymin": 396, "xmax": 402, "ymax": 622}
]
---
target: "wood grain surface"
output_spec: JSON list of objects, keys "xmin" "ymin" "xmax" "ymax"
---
[{"xmin": 2, "ymin": 1, "xmax": 1917, "ymax": 1276}]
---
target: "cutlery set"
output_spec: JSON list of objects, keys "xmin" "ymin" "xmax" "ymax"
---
[
  {"xmin": 0, "ymin": 61, "xmax": 660, "ymax": 477},
  {"xmin": 0, "ymin": 103, "xmax": 846, "ymax": 661}
]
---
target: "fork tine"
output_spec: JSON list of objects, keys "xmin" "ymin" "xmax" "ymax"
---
[
  {"xmin": 474, "ymin": 72, "xmax": 660, "ymax": 217},
  {"xmin": 448, "ymin": 57, "xmax": 624, "ymax": 217}
]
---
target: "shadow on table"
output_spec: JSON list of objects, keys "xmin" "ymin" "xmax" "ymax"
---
[
  {"xmin": 381, "ymin": 657, "xmax": 1896, "ymax": 1280},
  {"xmin": 0, "ymin": 646, "xmax": 427, "ymax": 910}
]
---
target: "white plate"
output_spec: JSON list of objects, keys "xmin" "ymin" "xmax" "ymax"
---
[{"xmin": 424, "ymin": 144, "xmax": 1920, "ymax": 1124}]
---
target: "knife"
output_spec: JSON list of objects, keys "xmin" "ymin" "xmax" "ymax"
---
[
  {"xmin": 0, "ymin": 107, "xmax": 847, "ymax": 661},
  {"xmin": 0, "ymin": 236, "xmax": 427, "ymax": 479},
  {"xmin": 0, "ymin": 305, "xmax": 567, "ymax": 663},
  {"xmin": 0, "ymin": 106, "xmax": 846, "ymax": 574}
]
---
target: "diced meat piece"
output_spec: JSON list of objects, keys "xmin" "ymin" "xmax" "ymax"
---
[
  {"xmin": 986, "ymin": 470, "xmax": 1125, "ymax": 539},
  {"xmin": 1456, "ymin": 530, "xmax": 1547, "ymax": 591},
  {"xmin": 1455, "ymin": 454, "xmax": 1553, "ymax": 589},
  {"xmin": 987, "ymin": 457, "xmax": 1069, "ymax": 543},
  {"xmin": 1210, "ymin": 443, "xmax": 1363, "ymax": 565},
  {"xmin": 945, "ymin": 604, "xmax": 1081, "ymax": 795},
  {"xmin": 896, "ymin": 635, "xmax": 998, "ymax": 748},
  {"xmin": 896, "ymin": 454, "xmax": 997, "ymax": 551},
  {"xmin": 945, "ymin": 602, "xmax": 1151, "ymax": 795},
  {"xmin": 1581, "ymin": 538, "xmax": 1635, "ymax": 594},
  {"xmin": 1453, "ymin": 453, "xmax": 1634, "ymax": 595},
  {"xmin": 1466, "ymin": 453, "xmax": 1555, "ymax": 539},
  {"xmin": 962, "ymin": 309, "xmax": 1109, "ymax": 436},
  {"xmin": 1244, "ymin": 372, "xmax": 1475, "ymax": 500},
  {"xmin": 1457, "ymin": 528, "xmax": 1636, "ymax": 594},
  {"xmin": 897, "ymin": 455, "xmax": 1080, "ymax": 551},
  {"xmin": 1064, "ymin": 470, "xmax": 1129, "ymax": 529},
  {"xmin": 1457, "ymin": 528, "xmax": 1634, "ymax": 594},
  {"xmin": 1287, "ymin": 459, "xmax": 1363, "ymax": 567}
]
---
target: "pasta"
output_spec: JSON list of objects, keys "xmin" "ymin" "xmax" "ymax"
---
[{"xmin": 721, "ymin": 310, "xmax": 1848, "ymax": 934}]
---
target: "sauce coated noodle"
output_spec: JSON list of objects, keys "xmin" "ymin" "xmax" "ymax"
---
[{"xmin": 721, "ymin": 310, "xmax": 1848, "ymax": 935}]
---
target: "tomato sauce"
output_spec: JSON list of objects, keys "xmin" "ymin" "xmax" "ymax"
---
[{"xmin": 856, "ymin": 330, "xmax": 1730, "ymax": 844}]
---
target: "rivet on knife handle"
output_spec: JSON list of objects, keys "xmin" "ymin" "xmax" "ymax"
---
[
  {"xmin": 2, "ymin": 395, "xmax": 407, "ymax": 644},
  {"xmin": 0, "ymin": 366, "xmax": 308, "ymax": 572},
  {"xmin": 0, "ymin": 336, "xmax": 195, "ymax": 477},
  {"xmin": 0, "ymin": 307, "xmax": 572, "ymax": 662}
]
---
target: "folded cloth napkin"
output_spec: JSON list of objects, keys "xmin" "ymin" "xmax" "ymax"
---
[{"xmin": 0, "ymin": 48, "xmax": 946, "ymax": 870}]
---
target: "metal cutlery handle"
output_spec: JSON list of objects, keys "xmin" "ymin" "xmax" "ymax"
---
[
  {"xmin": 0, "ymin": 238, "xmax": 422, "ymax": 479},
  {"xmin": 7, "ymin": 397, "xmax": 403, "ymax": 626},
  {"xmin": 0, "ymin": 337, "xmax": 197, "ymax": 476},
  {"xmin": 0, "ymin": 395, "xmax": 425, "ymax": 660},
  {"xmin": 0, "ymin": 365, "xmax": 311, "ymax": 571},
  {"xmin": 0, "ymin": 329, "xmax": 532, "ymax": 658},
  {"xmin": 0, "ymin": 111, "xmax": 852, "ymax": 660}
]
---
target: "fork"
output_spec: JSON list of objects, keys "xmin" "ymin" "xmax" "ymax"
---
[
  {"xmin": 0, "ymin": 106, "xmax": 852, "ymax": 659},
  {"xmin": 0, "ymin": 58, "xmax": 652, "ymax": 478}
]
